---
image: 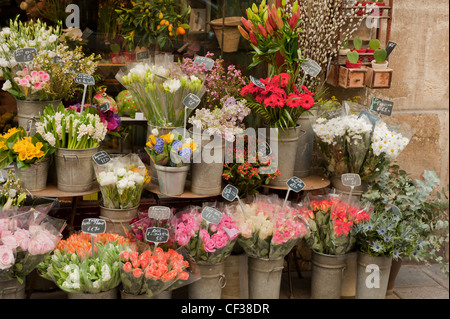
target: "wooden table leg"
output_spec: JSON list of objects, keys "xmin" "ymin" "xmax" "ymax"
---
[{"xmin": 68, "ymin": 196, "xmax": 80, "ymax": 234}]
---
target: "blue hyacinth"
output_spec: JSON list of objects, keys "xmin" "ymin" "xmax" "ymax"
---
[{"xmin": 155, "ymin": 138, "xmax": 165, "ymax": 154}]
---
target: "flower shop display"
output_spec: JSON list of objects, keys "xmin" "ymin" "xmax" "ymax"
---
[
  {"xmin": 94, "ymin": 154, "xmax": 151, "ymax": 236},
  {"xmin": 37, "ymin": 103, "xmax": 108, "ymax": 192},
  {"xmin": 226, "ymin": 194, "xmax": 309, "ymax": 299},
  {"xmin": 119, "ymin": 247, "xmax": 197, "ymax": 299},
  {"xmin": 173, "ymin": 204, "xmax": 239, "ymax": 299},
  {"xmin": 188, "ymin": 96, "xmax": 251, "ymax": 196},
  {"xmin": 222, "ymin": 134, "xmax": 281, "ymax": 199},
  {"xmin": 0, "ymin": 210, "xmax": 66, "ymax": 299},
  {"xmin": 145, "ymin": 130, "xmax": 197, "ymax": 196},
  {"xmin": 38, "ymin": 232, "xmax": 129, "ymax": 298},
  {"xmin": 0, "ymin": 127, "xmax": 54, "ymax": 191},
  {"xmin": 300, "ymin": 193, "xmax": 371, "ymax": 299},
  {"xmin": 0, "ymin": 170, "xmax": 27, "ymax": 211}
]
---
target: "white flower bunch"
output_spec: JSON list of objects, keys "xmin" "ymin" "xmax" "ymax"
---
[
  {"xmin": 372, "ymin": 121, "xmax": 410, "ymax": 160},
  {"xmin": 313, "ymin": 114, "xmax": 372, "ymax": 145}
]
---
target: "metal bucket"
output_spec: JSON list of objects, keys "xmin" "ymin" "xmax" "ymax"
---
[
  {"xmin": 0, "ymin": 279, "xmax": 26, "ymax": 299},
  {"xmin": 67, "ymin": 287, "xmax": 119, "ymax": 299},
  {"xmin": 155, "ymin": 164, "xmax": 189, "ymax": 196},
  {"xmin": 221, "ymin": 254, "xmax": 248, "ymax": 299},
  {"xmin": 188, "ymin": 263, "xmax": 226, "ymax": 299},
  {"xmin": 248, "ymin": 257, "xmax": 284, "ymax": 299},
  {"xmin": 269, "ymin": 126, "xmax": 304, "ymax": 186},
  {"xmin": 16, "ymin": 99, "xmax": 61, "ymax": 136},
  {"xmin": 99, "ymin": 206, "xmax": 139, "ymax": 237},
  {"xmin": 14, "ymin": 157, "xmax": 49, "ymax": 191},
  {"xmin": 120, "ymin": 289, "xmax": 172, "ymax": 299},
  {"xmin": 55, "ymin": 147, "xmax": 99, "ymax": 192},
  {"xmin": 311, "ymin": 250, "xmax": 347, "ymax": 299},
  {"xmin": 191, "ymin": 135, "xmax": 224, "ymax": 196},
  {"xmin": 356, "ymin": 252, "xmax": 392, "ymax": 299},
  {"xmin": 331, "ymin": 175, "xmax": 369, "ymax": 201},
  {"xmin": 341, "ymin": 251, "xmax": 358, "ymax": 298},
  {"xmin": 294, "ymin": 114, "xmax": 315, "ymax": 178}
]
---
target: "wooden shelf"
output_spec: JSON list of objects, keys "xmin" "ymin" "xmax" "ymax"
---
[
  {"xmin": 261, "ymin": 175, "xmax": 330, "ymax": 192},
  {"xmin": 29, "ymin": 183, "xmax": 100, "ymax": 199}
]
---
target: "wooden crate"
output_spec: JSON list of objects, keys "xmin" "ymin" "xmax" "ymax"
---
[
  {"xmin": 366, "ymin": 68, "xmax": 393, "ymax": 88},
  {"xmin": 338, "ymin": 66, "xmax": 367, "ymax": 89}
]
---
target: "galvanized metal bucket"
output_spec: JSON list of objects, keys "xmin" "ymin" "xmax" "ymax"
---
[
  {"xmin": 0, "ymin": 279, "xmax": 26, "ymax": 299},
  {"xmin": 188, "ymin": 263, "xmax": 226, "ymax": 299},
  {"xmin": 155, "ymin": 164, "xmax": 190, "ymax": 196},
  {"xmin": 356, "ymin": 252, "xmax": 392, "ymax": 299},
  {"xmin": 341, "ymin": 251, "xmax": 358, "ymax": 298},
  {"xmin": 294, "ymin": 114, "xmax": 315, "ymax": 178},
  {"xmin": 14, "ymin": 157, "xmax": 50, "ymax": 191},
  {"xmin": 16, "ymin": 99, "xmax": 61, "ymax": 136},
  {"xmin": 120, "ymin": 289, "xmax": 172, "ymax": 299},
  {"xmin": 331, "ymin": 175, "xmax": 369, "ymax": 201},
  {"xmin": 67, "ymin": 287, "xmax": 119, "ymax": 299},
  {"xmin": 248, "ymin": 257, "xmax": 284, "ymax": 299},
  {"xmin": 311, "ymin": 250, "xmax": 347, "ymax": 299},
  {"xmin": 99, "ymin": 206, "xmax": 139, "ymax": 237},
  {"xmin": 55, "ymin": 147, "xmax": 99, "ymax": 192}
]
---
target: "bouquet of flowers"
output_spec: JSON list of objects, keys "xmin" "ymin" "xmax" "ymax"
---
[
  {"xmin": 0, "ymin": 127, "xmax": 54, "ymax": 170},
  {"xmin": 173, "ymin": 204, "xmax": 240, "ymax": 265},
  {"xmin": 0, "ymin": 170, "xmax": 26, "ymax": 211},
  {"xmin": 312, "ymin": 111, "xmax": 411, "ymax": 180},
  {"xmin": 118, "ymin": 62, "xmax": 205, "ymax": 127},
  {"xmin": 228, "ymin": 194, "xmax": 309, "ymax": 259},
  {"xmin": 37, "ymin": 232, "xmax": 129, "ymax": 293},
  {"xmin": 145, "ymin": 130, "xmax": 197, "ymax": 167},
  {"xmin": 119, "ymin": 247, "xmax": 197, "ymax": 297},
  {"xmin": 188, "ymin": 96, "xmax": 251, "ymax": 143},
  {"xmin": 301, "ymin": 193, "xmax": 371, "ymax": 255},
  {"xmin": 179, "ymin": 52, "xmax": 247, "ymax": 109},
  {"xmin": 94, "ymin": 154, "xmax": 150, "ymax": 209},
  {"xmin": 37, "ymin": 103, "xmax": 108, "ymax": 149},
  {"xmin": 222, "ymin": 134, "xmax": 281, "ymax": 198},
  {"xmin": 0, "ymin": 210, "xmax": 66, "ymax": 283},
  {"xmin": 67, "ymin": 103, "xmax": 121, "ymax": 135}
]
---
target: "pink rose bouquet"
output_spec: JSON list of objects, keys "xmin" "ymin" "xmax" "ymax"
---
[
  {"xmin": 0, "ymin": 210, "xmax": 66, "ymax": 283},
  {"xmin": 227, "ymin": 194, "xmax": 309, "ymax": 260},
  {"xmin": 173, "ymin": 204, "xmax": 240, "ymax": 265}
]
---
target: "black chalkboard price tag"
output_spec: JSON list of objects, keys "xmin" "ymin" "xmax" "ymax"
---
[
  {"xmin": 75, "ymin": 73, "xmax": 95, "ymax": 86},
  {"xmin": 286, "ymin": 177, "xmax": 306, "ymax": 193},
  {"xmin": 341, "ymin": 173, "xmax": 362, "ymax": 188},
  {"xmin": 183, "ymin": 93, "xmax": 201, "ymax": 110},
  {"xmin": 92, "ymin": 151, "xmax": 111, "ymax": 165},
  {"xmin": 145, "ymin": 227, "xmax": 169, "ymax": 244},
  {"xmin": 222, "ymin": 184, "xmax": 239, "ymax": 202},
  {"xmin": 14, "ymin": 48, "xmax": 37, "ymax": 63},
  {"xmin": 250, "ymin": 75, "xmax": 266, "ymax": 89},
  {"xmin": 358, "ymin": 110, "xmax": 381, "ymax": 127},
  {"xmin": 136, "ymin": 50, "xmax": 149, "ymax": 60},
  {"xmin": 385, "ymin": 41, "xmax": 397, "ymax": 58},
  {"xmin": 148, "ymin": 206, "xmax": 171, "ymax": 220},
  {"xmin": 53, "ymin": 56, "xmax": 63, "ymax": 64},
  {"xmin": 201, "ymin": 207, "xmax": 223, "ymax": 225},
  {"xmin": 370, "ymin": 97, "xmax": 394, "ymax": 116},
  {"xmin": 81, "ymin": 218, "xmax": 107, "ymax": 235},
  {"xmin": 98, "ymin": 102, "xmax": 111, "ymax": 113},
  {"xmin": 301, "ymin": 58, "xmax": 322, "ymax": 77},
  {"xmin": 194, "ymin": 56, "xmax": 214, "ymax": 70}
]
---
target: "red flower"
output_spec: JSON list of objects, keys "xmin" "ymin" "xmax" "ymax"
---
[
  {"xmin": 270, "ymin": 73, "xmax": 291, "ymax": 88},
  {"xmin": 286, "ymin": 93, "xmax": 301, "ymax": 108},
  {"xmin": 299, "ymin": 94, "xmax": 315, "ymax": 110},
  {"xmin": 257, "ymin": 23, "xmax": 268, "ymax": 38},
  {"xmin": 264, "ymin": 94, "xmax": 286, "ymax": 109},
  {"xmin": 249, "ymin": 31, "xmax": 258, "ymax": 46}
]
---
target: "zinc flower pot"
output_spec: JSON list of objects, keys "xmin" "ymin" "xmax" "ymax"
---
[
  {"xmin": 188, "ymin": 263, "xmax": 226, "ymax": 299},
  {"xmin": 16, "ymin": 99, "xmax": 61, "ymax": 136},
  {"xmin": 55, "ymin": 147, "xmax": 99, "ymax": 192},
  {"xmin": 210, "ymin": 17, "xmax": 243, "ymax": 53},
  {"xmin": 155, "ymin": 164, "xmax": 190, "ymax": 196},
  {"xmin": 269, "ymin": 125, "xmax": 302, "ymax": 187},
  {"xmin": 310, "ymin": 251, "xmax": 348, "ymax": 299},
  {"xmin": 294, "ymin": 113, "xmax": 316, "ymax": 178},
  {"xmin": 247, "ymin": 257, "xmax": 284, "ymax": 299},
  {"xmin": 331, "ymin": 174, "xmax": 369, "ymax": 201},
  {"xmin": 14, "ymin": 157, "xmax": 50, "ymax": 191},
  {"xmin": 67, "ymin": 287, "xmax": 119, "ymax": 299},
  {"xmin": 355, "ymin": 252, "xmax": 392, "ymax": 299},
  {"xmin": 386, "ymin": 258, "xmax": 403, "ymax": 295},
  {"xmin": 99, "ymin": 206, "xmax": 139, "ymax": 237},
  {"xmin": 341, "ymin": 251, "xmax": 358, "ymax": 298},
  {"xmin": 0, "ymin": 279, "xmax": 26, "ymax": 299}
]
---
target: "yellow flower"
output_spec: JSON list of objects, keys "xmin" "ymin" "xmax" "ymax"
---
[
  {"xmin": 12, "ymin": 137, "xmax": 44, "ymax": 162},
  {"xmin": 147, "ymin": 134, "xmax": 157, "ymax": 146},
  {"xmin": 182, "ymin": 142, "xmax": 198, "ymax": 152},
  {"xmin": 160, "ymin": 133, "xmax": 174, "ymax": 144}
]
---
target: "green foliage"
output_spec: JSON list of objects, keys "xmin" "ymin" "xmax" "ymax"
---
[
  {"xmin": 353, "ymin": 37, "xmax": 363, "ymax": 50},
  {"xmin": 369, "ymin": 39, "xmax": 381, "ymax": 50},
  {"xmin": 347, "ymin": 50, "xmax": 360, "ymax": 63},
  {"xmin": 373, "ymin": 48, "xmax": 387, "ymax": 63}
]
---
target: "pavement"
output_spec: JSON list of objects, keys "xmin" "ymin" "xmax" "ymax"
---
[{"xmin": 28, "ymin": 263, "xmax": 448, "ymax": 300}]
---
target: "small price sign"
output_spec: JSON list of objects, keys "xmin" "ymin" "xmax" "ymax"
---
[
  {"xmin": 148, "ymin": 206, "xmax": 171, "ymax": 220},
  {"xmin": 286, "ymin": 177, "xmax": 306, "ymax": 193},
  {"xmin": 75, "ymin": 73, "xmax": 95, "ymax": 86},
  {"xmin": 301, "ymin": 58, "xmax": 322, "ymax": 77},
  {"xmin": 81, "ymin": 218, "xmax": 107, "ymax": 235},
  {"xmin": 257, "ymin": 141, "xmax": 272, "ymax": 157},
  {"xmin": 14, "ymin": 48, "xmax": 37, "ymax": 63},
  {"xmin": 222, "ymin": 184, "xmax": 239, "ymax": 202},
  {"xmin": 145, "ymin": 227, "xmax": 169, "ymax": 244},
  {"xmin": 136, "ymin": 50, "xmax": 149, "ymax": 60},
  {"xmin": 370, "ymin": 97, "xmax": 394, "ymax": 116},
  {"xmin": 201, "ymin": 207, "xmax": 223, "ymax": 225},
  {"xmin": 194, "ymin": 56, "xmax": 214, "ymax": 70},
  {"xmin": 385, "ymin": 41, "xmax": 397, "ymax": 58},
  {"xmin": 92, "ymin": 151, "xmax": 111, "ymax": 165},
  {"xmin": 53, "ymin": 56, "xmax": 63, "ymax": 64},
  {"xmin": 98, "ymin": 102, "xmax": 111, "ymax": 113},
  {"xmin": 341, "ymin": 173, "xmax": 361, "ymax": 188},
  {"xmin": 250, "ymin": 75, "xmax": 266, "ymax": 89},
  {"xmin": 358, "ymin": 110, "xmax": 381, "ymax": 127},
  {"xmin": 183, "ymin": 93, "xmax": 201, "ymax": 110}
]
